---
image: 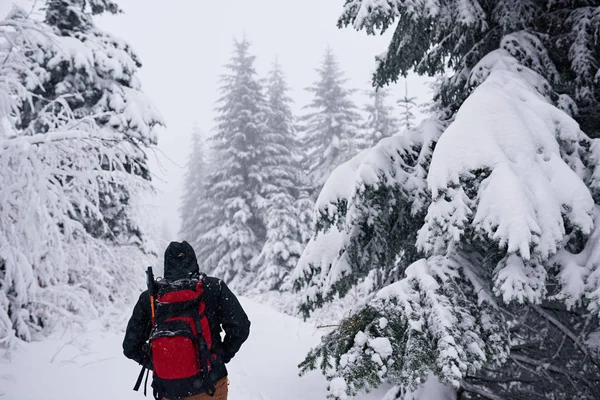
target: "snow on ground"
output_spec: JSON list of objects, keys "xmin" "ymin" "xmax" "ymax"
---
[{"xmin": 0, "ymin": 297, "xmax": 390, "ymax": 400}]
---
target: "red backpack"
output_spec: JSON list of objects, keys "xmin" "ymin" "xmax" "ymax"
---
[{"xmin": 134, "ymin": 268, "xmax": 216, "ymax": 399}]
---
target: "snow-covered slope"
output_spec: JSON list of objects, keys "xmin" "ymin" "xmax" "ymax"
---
[{"xmin": 0, "ymin": 298, "xmax": 389, "ymax": 400}]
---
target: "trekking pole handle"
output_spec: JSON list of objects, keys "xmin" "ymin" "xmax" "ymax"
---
[{"xmin": 146, "ymin": 267, "xmax": 156, "ymax": 321}]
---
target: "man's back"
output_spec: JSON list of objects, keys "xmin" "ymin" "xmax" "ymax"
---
[{"xmin": 123, "ymin": 241, "xmax": 250, "ymax": 400}]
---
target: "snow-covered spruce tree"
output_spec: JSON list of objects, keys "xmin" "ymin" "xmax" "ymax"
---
[
  {"xmin": 254, "ymin": 192, "xmax": 304, "ymax": 292},
  {"xmin": 200, "ymin": 38, "xmax": 269, "ymax": 288},
  {"xmin": 339, "ymin": 0, "xmax": 600, "ymax": 134},
  {"xmin": 0, "ymin": 6, "xmax": 159, "ymax": 344},
  {"xmin": 19, "ymin": 0, "xmax": 162, "ymax": 246},
  {"xmin": 300, "ymin": 47, "xmax": 363, "ymax": 197},
  {"xmin": 292, "ymin": 119, "xmax": 440, "ymax": 318},
  {"xmin": 359, "ymin": 86, "xmax": 400, "ymax": 149},
  {"xmin": 179, "ymin": 126, "xmax": 209, "ymax": 253},
  {"xmin": 194, "ymin": 148, "xmax": 222, "ymax": 274},
  {"xmin": 397, "ymin": 82, "xmax": 416, "ymax": 133},
  {"xmin": 251, "ymin": 59, "xmax": 307, "ymax": 292},
  {"xmin": 295, "ymin": 188, "xmax": 316, "ymax": 249},
  {"xmin": 294, "ymin": 1, "xmax": 600, "ymax": 399}
]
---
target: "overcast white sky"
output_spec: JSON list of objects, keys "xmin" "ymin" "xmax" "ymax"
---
[{"xmin": 3, "ymin": 0, "xmax": 433, "ymax": 239}]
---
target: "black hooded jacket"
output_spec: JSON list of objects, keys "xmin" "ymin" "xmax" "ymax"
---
[{"xmin": 123, "ymin": 241, "xmax": 251, "ymax": 388}]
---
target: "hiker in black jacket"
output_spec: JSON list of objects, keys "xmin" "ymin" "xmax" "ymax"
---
[{"xmin": 123, "ymin": 241, "xmax": 251, "ymax": 400}]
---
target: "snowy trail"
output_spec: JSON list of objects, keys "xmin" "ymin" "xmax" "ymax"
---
[{"xmin": 0, "ymin": 298, "xmax": 389, "ymax": 400}]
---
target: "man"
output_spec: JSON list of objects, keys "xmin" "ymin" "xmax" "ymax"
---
[{"xmin": 123, "ymin": 241, "xmax": 251, "ymax": 400}]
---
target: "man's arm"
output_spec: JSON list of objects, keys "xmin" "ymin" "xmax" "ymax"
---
[
  {"xmin": 123, "ymin": 291, "xmax": 153, "ymax": 369},
  {"xmin": 218, "ymin": 281, "xmax": 251, "ymax": 363}
]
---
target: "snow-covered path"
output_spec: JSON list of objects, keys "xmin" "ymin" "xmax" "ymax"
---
[{"xmin": 0, "ymin": 298, "xmax": 389, "ymax": 400}]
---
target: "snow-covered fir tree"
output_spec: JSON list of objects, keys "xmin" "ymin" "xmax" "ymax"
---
[
  {"xmin": 252, "ymin": 59, "xmax": 307, "ymax": 292},
  {"xmin": 22, "ymin": 0, "xmax": 162, "ymax": 246},
  {"xmin": 0, "ymin": 4, "xmax": 160, "ymax": 344},
  {"xmin": 301, "ymin": 47, "xmax": 362, "ymax": 197},
  {"xmin": 200, "ymin": 38, "xmax": 269, "ymax": 288},
  {"xmin": 295, "ymin": 189, "xmax": 316, "ymax": 253},
  {"xmin": 179, "ymin": 126, "xmax": 208, "ymax": 253},
  {"xmin": 254, "ymin": 192, "xmax": 303, "ymax": 292},
  {"xmin": 359, "ymin": 86, "xmax": 399, "ymax": 149},
  {"xmin": 294, "ymin": 1, "xmax": 600, "ymax": 399},
  {"xmin": 339, "ymin": 0, "xmax": 600, "ymax": 133},
  {"xmin": 258, "ymin": 58, "xmax": 300, "ymax": 219},
  {"xmin": 397, "ymin": 81, "xmax": 416, "ymax": 132}
]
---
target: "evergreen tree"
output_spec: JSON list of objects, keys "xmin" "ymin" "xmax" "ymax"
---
[
  {"xmin": 0, "ymin": 5, "xmax": 159, "ymax": 343},
  {"xmin": 45, "ymin": 0, "xmax": 120, "ymax": 33},
  {"xmin": 254, "ymin": 192, "xmax": 304, "ymax": 292},
  {"xmin": 194, "ymin": 148, "xmax": 221, "ymax": 272},
  {"xmin": 258, "ymin": 58, "xmax": 299, "ymax": 213},
  {"xmin": 18, "ymin": 0, "xmax": 162, "ymax": 246},
  {"xmin": 179, "ymin": 126, "xmax": 207, "ymax": 253},
  {"xmin": 300, "ymin": 47, "xmax": 362, "ymax": 196},
  {"xmin": 360, "ymin": 86, "xmax": 400, "ymax": 149},
  {"xmin": 295, "ymin": 189, "xmax": 316, "ymax": 249},
  {"xmin": 397, "ymin": 81, "xmax": 416, "ymax": 132},
  {"xmin": 201, "ymin": 38, "xmax": 269, "ymax": 288},
  {"xmin": 253, "ymin": 59, "xmax": 305, "ymax": 292},
  {"xmin": 339, "ymin": 0, "xmax": 600, "ymax": 134},
  {"xmin": 295, "ymin": 1, "xmax": 600, "ymax": 399}
]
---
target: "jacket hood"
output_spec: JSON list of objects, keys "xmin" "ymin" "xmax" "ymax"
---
[{"xmin": 164, "ymin": 241, "xmax": 199, "ymax": 281}]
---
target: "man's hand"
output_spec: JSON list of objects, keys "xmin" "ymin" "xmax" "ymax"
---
[{"xmin": 218, "ymin": 281, "xmax": 250, "ymax": 364}]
